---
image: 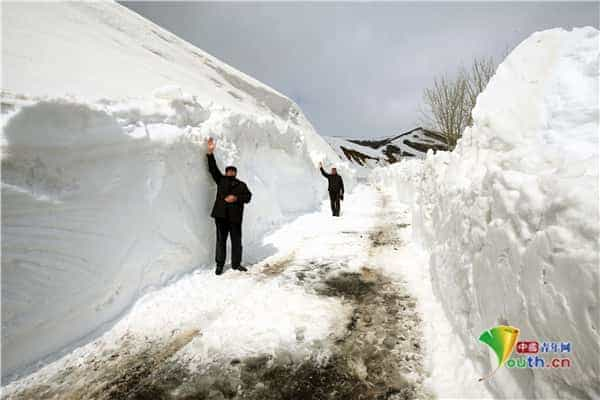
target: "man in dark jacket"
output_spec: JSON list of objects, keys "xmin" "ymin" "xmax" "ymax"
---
[
  {"xmin": 206, "ymin": 137, "xmax": 252, "ymax": 275},
  {"xmin": 319, "ymin": 162, "xmax": 344, "ymax": 217}
]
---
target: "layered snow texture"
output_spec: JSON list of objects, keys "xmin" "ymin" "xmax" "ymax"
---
[
  {"xmin": 1, "ymin": 2, "xmax": 353, "ymax": 379},
  {"xmin": 373, "ymin": 27, "xmax": 599, "ymax": 399}
]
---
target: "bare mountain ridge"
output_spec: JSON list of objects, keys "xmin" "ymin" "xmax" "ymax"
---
[{"xmin": 325, "ymin": 127, "xmax": 448, "ymax": 168}]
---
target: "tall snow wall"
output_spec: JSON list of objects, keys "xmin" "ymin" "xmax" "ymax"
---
[
  {"xmin": 0, "ymin": 2, "xmax": 353, "ymax": 379},
  {"xmin": 373, "ymin": 27, "xmax": 599, "ymax": 399}
]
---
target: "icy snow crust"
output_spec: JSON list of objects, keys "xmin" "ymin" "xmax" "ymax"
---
[
  {"xmin": 1, "ymin": 2, "xmax": 353, "ymax": 379},
  {"xmin": 374, "ymin": 27, "xmax": 599, "ymax": 399}
]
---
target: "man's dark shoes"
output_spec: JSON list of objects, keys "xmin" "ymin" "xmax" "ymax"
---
[
  {"xmin": 232, "ymin": 265, "xmax": 248, "ymax": 272},
  {"xmin": 215, "ymin": 265, "xmax": 224, "ymax": 275}
]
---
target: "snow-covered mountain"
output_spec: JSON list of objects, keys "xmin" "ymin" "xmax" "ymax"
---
[
  {"xmin": 374, "ymin": 27, "xmax": 599, "ymax": 399},
  {"xmin": 1, "ymin": 2, "xmax": 352, "ymax": 379},
  {"xmin": 324, "ymin": 127, "xmax": 448, "ymax": 170}
]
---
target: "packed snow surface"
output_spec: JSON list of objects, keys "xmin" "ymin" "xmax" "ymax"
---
[
  {"xmin": 368, "ymin": 191, "xmax": 493, "ymax": 399},
  {"xmin": 1, "ymin": 2, "xmax": 353, "ymax": 379},
  {"xmin": 374, "ymin": 27, "xmax": 599, "ymax": 399},
  {"xmin": 2, "ymin": 185, "xmax": 440, "ymax": 399}
]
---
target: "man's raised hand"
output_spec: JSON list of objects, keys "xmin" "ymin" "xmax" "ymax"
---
[
  {"xmin": 207, "ymin": 137, "xmax": 216, "ymax": 154},
  {"xmin": 224, "ymin": 195, "xmax": 237, "ymax": 203}
]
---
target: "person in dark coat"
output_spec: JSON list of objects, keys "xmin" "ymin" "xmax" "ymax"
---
[
  {"xmin": 206, "ymin": 137, "xmax": 252, "ymax": 275},
  {"xmin": 319, "ymin": 162, "xmax": 344, "ymax": 217}
]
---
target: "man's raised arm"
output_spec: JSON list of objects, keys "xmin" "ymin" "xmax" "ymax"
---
[
  {"xmin": 206, "ymin": 137, "xmax": 223, "ymax": 183},
  {"xmin": 319, "ymin": 161, "xmax": 329, "ymax": 178}
]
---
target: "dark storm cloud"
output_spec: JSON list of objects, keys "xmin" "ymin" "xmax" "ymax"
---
[{"xmin": 121, "ymin": 2, "xmax": 598, "ymax": 138}]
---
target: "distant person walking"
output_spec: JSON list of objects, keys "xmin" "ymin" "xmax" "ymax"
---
[
  {"xmin": 319, "ymin": 162, "xmax": 344, "ymax": 217},
  {"xmin": 206, "ymin": 137, "xmax": 252, "ymax": 275}
]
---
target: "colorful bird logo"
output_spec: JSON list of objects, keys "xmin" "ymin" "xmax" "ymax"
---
[{"xmin": 478, "ymin": 325, "xmax": 520, "ymax": 381}]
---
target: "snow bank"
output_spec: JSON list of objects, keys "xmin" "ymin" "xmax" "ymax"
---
[
  {"xmin": 374, "ymin": 27, "xmax": 599, "ymax": 399},
  {"xmin": 371, "ymin": 159, "xmax": 424, "ymax": 205},
  {"xmin": 1, "ymin": 2, "xmax": 353, "ymax": 379}
]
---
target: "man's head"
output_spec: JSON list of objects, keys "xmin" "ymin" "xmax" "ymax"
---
[
  {"xmin": 331, "ymin": 167, "xmax": 337, "ymax": 175},
  {"xmin": 225, "ymin": 166, "xmax": 237, "ymax": 177}
]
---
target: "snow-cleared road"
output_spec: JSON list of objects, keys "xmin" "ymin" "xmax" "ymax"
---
[{"xmin": 3, "ymin": 184, "xmax": 490, "ymax": 399}]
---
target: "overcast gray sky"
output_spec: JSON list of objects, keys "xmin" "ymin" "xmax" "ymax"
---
[{"xmin": 122, "ymin": 2, "xmax": 598, "ymax": 138}]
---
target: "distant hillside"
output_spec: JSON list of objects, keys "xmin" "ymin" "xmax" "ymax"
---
[{"xmin": 324, "ymin": 127, "xmax": 448, "ymax": 169}]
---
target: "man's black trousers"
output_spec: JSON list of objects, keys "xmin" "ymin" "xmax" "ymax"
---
[
  {"xmin": 215, "ymin": 218, "xmax": 242, "ymax": 267},
  {"xmin": 329, "ymin": 192, "xmax": 341, "ymax": 216}
]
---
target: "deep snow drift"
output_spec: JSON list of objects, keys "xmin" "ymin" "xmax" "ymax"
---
[
  {"xmin": 374, "ymin": 27, "xmax": 599, "ymax": 399},
  {"xmin": 1, "ymin": 2, "xmax": 353, "ymax": 379}
]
